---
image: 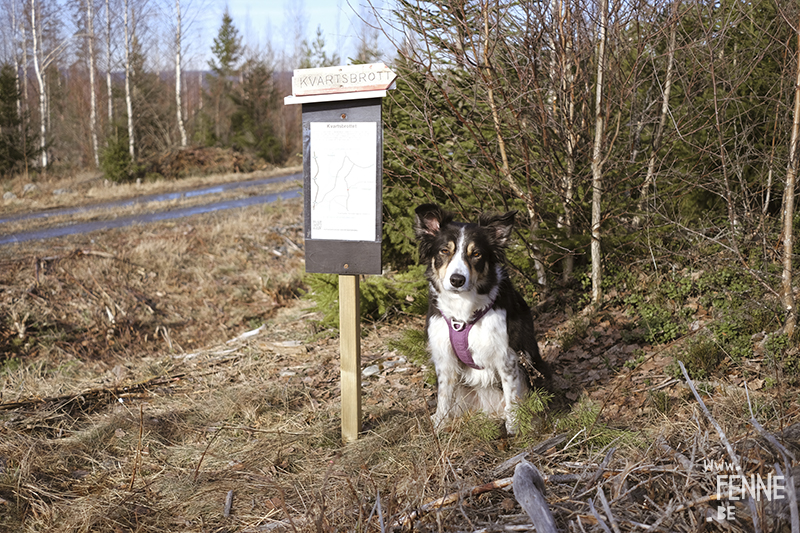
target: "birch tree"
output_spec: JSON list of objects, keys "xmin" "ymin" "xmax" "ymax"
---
[
  {"xmin": 635, "ymin": 0, "xmax": 680, "ymax": 225},
  {"xmin": 123, "ymin": 0, "xmax": 134, "ymax": 159},
  {"xmin": 174, "ymin": 0, "xmax": 187, "ymax": 146},
  {"xmin": 589, "ymin": 0, "xmax": 609, "ymax": 306},
  {"xmin": 781, "ymin": 18, "xmax": 800, "ymax": 338},
  {"xmin": 105, "ymin": 0, "xmax": 112, "ymax": 124},
  {"xmin": 30, "ymin": 0, "xmax": 48, "ymax": 167},
  {"xmin": 86, "ymin": 0, "xmax": 99, "ymax": 166}
]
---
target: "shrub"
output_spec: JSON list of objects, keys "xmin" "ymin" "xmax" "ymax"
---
[{"xmin": 303, "ymin": 265, "xmax": 429, "ymax": 329}]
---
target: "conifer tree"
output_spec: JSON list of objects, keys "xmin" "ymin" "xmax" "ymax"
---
[
  {"xmin": 202, "ymin": 9, "xmax": 242, "ymax": 144},
  {"xmin": 299, "ymin": 25, "xmax": 339, "ymax": 68},
  {"xmin": 0, "ymin": 63, "xmax": 38, "ymax": 176}
]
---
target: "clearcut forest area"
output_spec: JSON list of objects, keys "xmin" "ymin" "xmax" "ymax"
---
[{"xmin": 2, "ymin": 0, "xmax": 800, "ymax": 531}]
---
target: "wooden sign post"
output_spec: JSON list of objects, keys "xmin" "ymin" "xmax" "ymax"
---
[{"xmin": 285, "ymin": 63, "xmax": 396, "ymax": 443}]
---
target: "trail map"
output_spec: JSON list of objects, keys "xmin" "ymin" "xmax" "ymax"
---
[{"xmin": 309, "ymin": 122, "xmax": 378, "ymax": 241}]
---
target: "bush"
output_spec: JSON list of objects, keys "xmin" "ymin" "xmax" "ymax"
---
[{"xmin": 303, "ymin": 265, "xmax": 429, "ymax": 329}]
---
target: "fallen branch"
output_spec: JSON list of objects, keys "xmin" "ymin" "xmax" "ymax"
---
[
  {"xmin": 395, "ymin": 477, "xmax": 514, "ymax": 527},
  {"xmin": 0, "ymin": 373, "xmax": 184, "ymax": 412},
  {"xmin": 513, "ymin": 460, "xmax": 557, "ymax": 533}
]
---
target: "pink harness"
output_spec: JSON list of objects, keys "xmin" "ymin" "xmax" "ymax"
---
[{"xmin": 443, "ymin": 297, "xmax": 496, "ymax": 370}]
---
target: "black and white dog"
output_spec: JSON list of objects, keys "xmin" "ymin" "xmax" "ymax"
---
[{"xmin": 414, "ymin": 203, "xmax": 551, "ymax": 433}]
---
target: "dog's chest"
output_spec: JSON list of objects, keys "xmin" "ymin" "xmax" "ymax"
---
[{"xmin": 428, "ymin": 308, "xmax": 510, "ymax": 370}]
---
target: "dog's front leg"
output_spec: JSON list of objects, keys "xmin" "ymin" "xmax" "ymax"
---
[
  {"xmin": 499, "ymin": 355, "xmax": 528, "ymax": 434},
  {"xmin": 432, "ymin": 368, "xmax": 457, "ymax": 431}
]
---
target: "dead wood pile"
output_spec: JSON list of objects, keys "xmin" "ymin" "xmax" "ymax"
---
[{"xmin": 145, "ymin": 147, "xmax": 268, "ymax": 178}]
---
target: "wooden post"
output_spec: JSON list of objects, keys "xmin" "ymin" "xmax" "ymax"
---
[
  {"xmin": 339, "ymin": 274, "xmax": 361, "ymax": 443},
  {"xmin": 285, "ymin": 63, "xmax": 396, "ymax": 443}
]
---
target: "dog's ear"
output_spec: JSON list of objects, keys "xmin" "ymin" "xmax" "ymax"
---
[
  {"xmin": 414, "ymin": 204, "xmax": 448, "ymax": 238},
  {"xmin": 479, "ymin": 210, "xmax": 517, "ymax": 246}
]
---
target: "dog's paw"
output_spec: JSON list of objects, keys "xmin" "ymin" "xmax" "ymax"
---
[
  {"xmin": 431, "ymin": 412, "xmax": 447, "ymax": 432},
  {"xmin": 504, "ymin": 414, "xmax": 519, "ymax": 436}
]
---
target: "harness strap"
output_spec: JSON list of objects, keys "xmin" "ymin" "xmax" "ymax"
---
[{"xmin": 444, "ymin": 298, "xmax": 496, "ymax": 370}]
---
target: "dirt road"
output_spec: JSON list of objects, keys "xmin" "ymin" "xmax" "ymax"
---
[{"xmin": 0, "ymin": 171, "xmax": 302, "ymax": 246}]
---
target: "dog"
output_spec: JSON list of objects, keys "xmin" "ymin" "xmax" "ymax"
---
[{"xmin": 414, "ymin": 203, "xmax": 551, "ymax": 433}]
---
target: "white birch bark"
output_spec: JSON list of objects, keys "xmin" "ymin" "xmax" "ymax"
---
[
  {"xmin": 635, "ymin": 1, "xmax": 679, "ymax": 225},
  {"xmin": 30, "ymin": 0, "xmax": 48, "ymax": 168},
  {"xmin": 780, "ymin": 24, "xmax": 800, "ymax": 338},
  {"xmin": 590, "ymin": 0, "xmax": 609, "ymax": 306},
  {"xmin": 124, "ymin": 0, "xmax": 134, "ymax": 159},
  {"xmin": 552, "ymin": 0, "xmax": 577, "ymax": 282},
  {"xmin": 87, "ymin": 0, "xmax": 99, "ymax": 167},
  {"xmin": 106, "ymin": 0, "xmax": 112, "ymax": 124},
  {"xmin": 175, "ymin": 0, "xmax": 187, "ymax": 146}
]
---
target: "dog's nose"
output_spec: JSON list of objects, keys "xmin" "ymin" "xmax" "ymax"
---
[{"xmin": 450, "ymin": 274, "xmax": 466, "ymax": 288}]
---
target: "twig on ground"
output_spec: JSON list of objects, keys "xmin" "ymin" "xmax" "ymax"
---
[
  {"xmin": 193, "ymin": 428, "xmax": 223, "ymax": 483},
  {"xmin": 589, "ymin": 447, "xmax": 616, "ymax": 486},
  {"xmin": 596, "ymin": 486, "xmax": 621, "ymax": 533},
  {"xmin": 657, "ymin": 437, "xmax": 693, "ymax": 472},
  {"xmin": 588, "ymin": 497, "xmax": 613, "ymax": 533},
  {"xmin": 128, "ymin": 403, "xmax": 144, "ymax": 491},
  {"xmin": 678, "ymin": 362, "xmax": 740, "ymax": 472},
  {"xmin": 224, "ymin": 490, "xmax": 234, "ymax": 517}
]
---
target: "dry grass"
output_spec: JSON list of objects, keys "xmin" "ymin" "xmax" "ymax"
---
[
  {"xmin": 0, "ymin": 198, "xmax": 306, "ymax": 365},
  {"xmin": 1, "ymin": 191, "xmax": 799, "ymax": 532}
]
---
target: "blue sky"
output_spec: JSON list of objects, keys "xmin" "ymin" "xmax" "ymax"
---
[{"xmin": 218, "ymin": 0, "xmax": 390, "ymax": 65}]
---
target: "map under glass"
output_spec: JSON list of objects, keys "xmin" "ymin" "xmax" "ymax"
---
[{"xmin": 309, "ymin": 122, "xmax": 377, "ymax": 241}]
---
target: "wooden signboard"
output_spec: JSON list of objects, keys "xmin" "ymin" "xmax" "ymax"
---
[{"xmin": 285, "ymin": 63, "xmax": 395, "ymax": 443}]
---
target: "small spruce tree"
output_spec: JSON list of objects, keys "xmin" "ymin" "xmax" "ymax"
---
[
  {"xmin": 0, "ymin": 63, "xmax": 39, "ymax": 176},
  {"xmin": 201, "ymin": 10, "xmax": 243, "ymax": 145},
  {"xmin": 299, "ymin": 25, "xmax": 340, "ymax": 68}
]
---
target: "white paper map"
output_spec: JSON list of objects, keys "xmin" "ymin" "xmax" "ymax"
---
[{"xmin": 309, "ymin": 122, "xmax": 378, "ymax": 241}]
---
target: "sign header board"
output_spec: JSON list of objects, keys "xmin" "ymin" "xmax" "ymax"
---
[{"xmin": 291, "ymin": 63, "xmax": 397, "ymax": 97}]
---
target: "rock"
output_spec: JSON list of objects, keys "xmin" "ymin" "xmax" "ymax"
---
[
  {"xmin": 52, "ymin": 188, "xmax": 72, "ymax": 195},
  {"xmin": 362, "ymin": 364, "xmax": 381, "ymax": 377},
  {"xmin": 3, "ymin": 191, "xmax": 17, "ymax": 201},
  {"xmin": 22, "ymin": 183, "xmax": 37, "ymax": 195}
]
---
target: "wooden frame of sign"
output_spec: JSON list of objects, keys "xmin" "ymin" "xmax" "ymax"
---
[{"xmin": 285, "ymin": 63, "xmax": 395, "ymax": 443}]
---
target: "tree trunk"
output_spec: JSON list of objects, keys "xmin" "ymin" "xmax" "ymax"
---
[
  {"xmin": 30, "ymin": 0, "xmax": 48, "ymax": 168},
  {"xmin": 781, "ymin": 22, "xmax": 800, "ymax": 338},
  {"xmin": 124, "ymin": 0, "xmax": 135, "ymax": 160},
  {"xmin": 11, "ymin": 3, "xmax": 21, "ymax": 120},
  {"xmin": 11, "ymin": 2, "xmax": 29, "ymax": 179},
  {"xmin": 106, "ymin": 0, "xmax": 113, "ymax": 124},
  {"xmin": 552, "ymin": 0, "xmax": 577, "ymax": 283},
  {"xmin": 175, "ymin": 0, "xmax": 187, "ymax": 147},
  {"xmin": 482, "ymin": 0, "xmax": 546, "ymax": 287},
  {"xmin": 590, "ymin": 0, "xmax": 609, "ymax": 306},
  {"xmin": 87, "ymin": 0, "xmax": 100, "ymax": 167},
  {"xmin": 635, "ymin": 0, "xmax": 679, "ymax": 225}
]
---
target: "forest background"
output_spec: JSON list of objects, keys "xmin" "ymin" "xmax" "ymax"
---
[{"xmin": 2, "ymin": 0, "xmax": 800, "ymax": 370}]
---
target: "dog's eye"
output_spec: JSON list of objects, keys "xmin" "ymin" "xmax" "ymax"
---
[
  {"xmin": 439, "ymin": 248, "xmax": 451, "ymax": 256},
  {"xmin": 471, "ymin": 250, "xmax": 482, "ymax": 259}
]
